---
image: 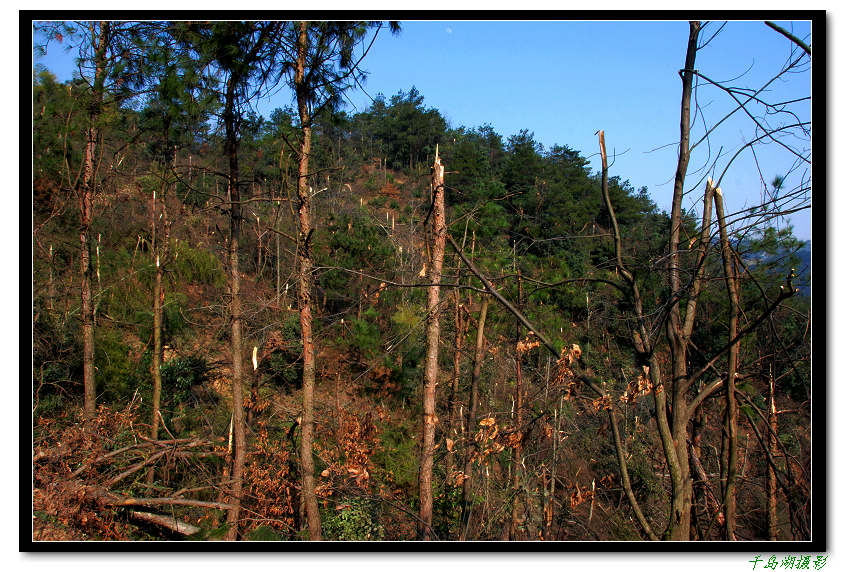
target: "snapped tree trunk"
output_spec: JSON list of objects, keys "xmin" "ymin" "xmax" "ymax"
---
[
  {"xmin": 294, "ymin": 20, "xmax": 322, "ymax": 541},
  {"xmin": 419, "ymin": 147, "xmax": 446, "ymax": 540},
  {"xmin": 713, "ymin": 185, "xmax": 740, "ymax": 540},
  {"xmin": 150, "ymin": 180, "xmax": 170, "ymax": 447},
  {"xmin": 767, "ymin": 371, "xmax": 778, "ymax": 541}
]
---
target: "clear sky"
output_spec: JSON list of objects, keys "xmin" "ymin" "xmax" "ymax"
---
[{"xmin": 32, "ymin": 19, "xmax": 813, "ymax": 239}]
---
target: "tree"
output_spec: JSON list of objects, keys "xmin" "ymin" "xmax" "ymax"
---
[
  {"xmin": 36, "ymin": 21, "xmax": 149, "ymax": 419},
  {"xmin": 282, "ymin": 20, "xmax": 399, "ymax": 541},
  {"xmin": 418, "ymin": 147, "xmax": 446, "ymax": 540},
  {"xmin": 172, "ymin": 21, "xmax": 287, "ymax": 540},
  {"xmin": 586, "ymin": 21, "xmax": 810, "ymax": 540}
]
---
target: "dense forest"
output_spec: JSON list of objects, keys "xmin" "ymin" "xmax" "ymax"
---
[{"xmin": 31, "ymin": 20, "xmax": 813, "ymax": 542}]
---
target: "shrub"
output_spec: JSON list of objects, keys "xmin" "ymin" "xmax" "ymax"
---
[
  {"xmin": 322, "ymin": 498, "xmax": 384, "ymax": 541},
  {"xmin": 160, "ymin": 353, "xmax": 211, "ymax": 406}
]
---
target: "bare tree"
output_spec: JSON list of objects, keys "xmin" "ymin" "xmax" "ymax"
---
[{"xmin": 419, "ymin": 147, "xmax": 446, "ymax": 540}]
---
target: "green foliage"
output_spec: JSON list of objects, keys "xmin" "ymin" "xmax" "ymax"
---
[
  {"xmin": 171, "ymin": 241, "xmax": 226, "ymax": 287},
  {"xmin": 373, "ymin": 421, "xmax": 417, "ymax": 490},
  {"xmin": 390, "ymin": 303, "xmax": 423, "ymax": 332},
  {"xmin": 368, "ymin": 195, "xmax": 386, "ymax": 209},
  {"xmin": 33, "ymin": 313, "xmax": 83, "ymax": 411},
  {"xmin": 265, "ymin": 313, "xmax": 303, "ymax": 391},
  {"xmin": 322, "ymin": 498, "xmax": 385, "ymax": 541},
  {"xmin": 433, "ymin": 483, "xmax": 463, "ymax": 539},
  {"xmin": 246, "ymin": 525, "xmax": 287, "ymax": 541},
  {"xmin": 95, "ymin": 326, "xmax": 146, "ymax": 403},
  {"xmin": 318, "ymin": 210, "xmax": 393, "ymax": 309},
  {"xmin": 186, "ymin": 523, "xmax": 230, "ymax": 541},
  {"xmin": 363, "ymin": 174, "xmax": 381, "ymax": 193},
  {"xmin": 160, "ymin": 353, "xmax": 210, "ymax": 405},
  {"xmin": 347, "ymin": 307, "xmax": 382, "ymax": 361},
  {"xmin": 358, "ymin": 87, "xmax": 448, "ymax": 170}
]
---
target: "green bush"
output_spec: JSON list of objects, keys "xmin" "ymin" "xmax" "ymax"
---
[
  {"xmin": 160, "ymin": 353, "xmax": 210, "ymax": 405},
  {"xmin": 265, "ymin": 313, "xmax": 303, "ymax": 391},
  {"xmin": 363, "ymin": 174, "xmax": 380, "ymax": 193},
  {"xmin": 246, "ymin": 525, "xmax": 287, "ymax": 541},
  {"xmin": 373, "ymin": 421, "xmax": 417, "ymax": 490},
  {"xmin": 95, "ymin": 326, "xmax": 145, "ymax": 403},
  {"xmin": 172, "ymin": 241, "xmax": 226, "ymax": 287},
  {"xmin": 347, "ymin": 307, "xmax": 382, "ymax": 361},
  {"xmin": 322, "ymin": 498, "xmax": 384, "ymax": 541}
]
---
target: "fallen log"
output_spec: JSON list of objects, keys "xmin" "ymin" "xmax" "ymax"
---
[{"xmin": 128, "ymin": 510, "xmax": 200, "ymax": 536}]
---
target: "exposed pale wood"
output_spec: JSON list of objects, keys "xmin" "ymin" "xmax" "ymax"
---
[{"xmin": 128, "ymin": 510, "xmax": 200, "ymax": 536}]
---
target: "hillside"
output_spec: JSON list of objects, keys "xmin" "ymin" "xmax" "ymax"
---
[{"xmin": 30, "ymin": 20, "xmax": 813, "ymax": 544}]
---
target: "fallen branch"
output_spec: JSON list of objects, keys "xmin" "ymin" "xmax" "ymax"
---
[
  {"xmin": 106, "ymin": 494, "xmax": 236, "ymax": 511},
  {"xmin": 106, "ymin": 448, "xmax": 169, "ymax": 487},
  {"xmin": 128, "ymin": 510, "xmax": 200, "ymax": 536}
]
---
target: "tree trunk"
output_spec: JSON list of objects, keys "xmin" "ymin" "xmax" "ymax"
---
[
  {"xmin": 447, "ymin": 225, "xmax": 470, "ymax": 487},
  {"xmin": 80, "ymin": 124, "xmax": 96, "ymax": 420},
  {"xmin": 767, "ymin": 371, "xmax": 778, "ymax": 541},
  {"xmin": 460, "ymin": 295, "xmax": 488, "ymax": 540},
  {"xmin": 509, "ymin": 270, "xmax": 524, "ymax": 540},
  {"xmin": 223, "ymin": 74, "xmax": 247, "ymax": 542},
  {"xmin": 714, "ymin": 185, "xmax": 740, "ymax": 540},
  {"xmin": 294, "ymin": 20, "xmax": 322, "ymax": 541},
  {"xmin": 150, "ymin": 182, "xmax": 170, "ymax": 447},
  {"xmin": 80, "ymin": 22, "xmax": 109, "ymax": 420},
  {"xmin": 419, "ymin": 147, "xmax": 446, "ymax": 540},
  {"xmin": 447, "ymin": 289, "xmax": 463, "ymax": 485},
  {"xmin": 661, "ymin": 20, "xmax": 701, "ymax": 540}
]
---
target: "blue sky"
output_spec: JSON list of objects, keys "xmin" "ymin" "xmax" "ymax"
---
[{"xmin": 33, "ymin": 19, "xmax": 813, "ymax": 239}]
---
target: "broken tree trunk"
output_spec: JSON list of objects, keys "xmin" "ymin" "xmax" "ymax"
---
[
  {"xmin": 714, "ymin": 183, "xmax": 740, "ymax": 541},
  {"xmin": 419, "ymin": 146, "xmax": 446, "ymax": 541}
]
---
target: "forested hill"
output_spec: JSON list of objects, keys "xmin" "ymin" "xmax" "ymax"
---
[{"xmin": 31, "ymin": 21, "xmax": 812, "ymax": 544}]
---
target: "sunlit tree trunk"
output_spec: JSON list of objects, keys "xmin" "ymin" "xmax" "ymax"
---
[
  {"xmin": 294, "ymin": 20, "xmax": 322, "ymax": 541},
  {"xmin": 714, "ymin": 185, "xmax": 740, "ymax": 540},
  {"xmin": 660, "ymin": 20, "xmax": 701, "ymax": 540},
  {"xmin": 419, "ymin": 147, "xmax": 446, "ymax": 540}
]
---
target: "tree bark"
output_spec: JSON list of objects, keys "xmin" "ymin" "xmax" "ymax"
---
[
  {"xmin": 419, "ymin": 147, "xmax": 446, "ymax": 540},
  {"xmin": 80, "ymin": 21, "xmax": 109, "ymax": 420},
  {"xmin": 447, "ymin": 225, "xmax": 470, "ymax": 487},
  {"xmin": 294, "ymin": 20, "xmax": 322, "ymax": 541},
  {"xmin": 509, "ymin": 271, "xmax": 524, "ymax": 540},
  {"xmin": 713, "ymin": 185, "xmax": 740, "ymax": 540},
  {"xmin": 460, "ymin": 295, "xmax": 488, "ymax": 540},
  {"xmin": 150, "ymin": 180, "xmax": 170, "ymax": 449},
  {"xmin": 662, "ymin": 21, "xmax": 701, "ymax": 540},
  {"xmin": 223, "ymin": 72, "xmax": 247, "ymax": 542},
  {"xmin": 767, "ymin": 371, "xmax": 778, "ymax": 541}
]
